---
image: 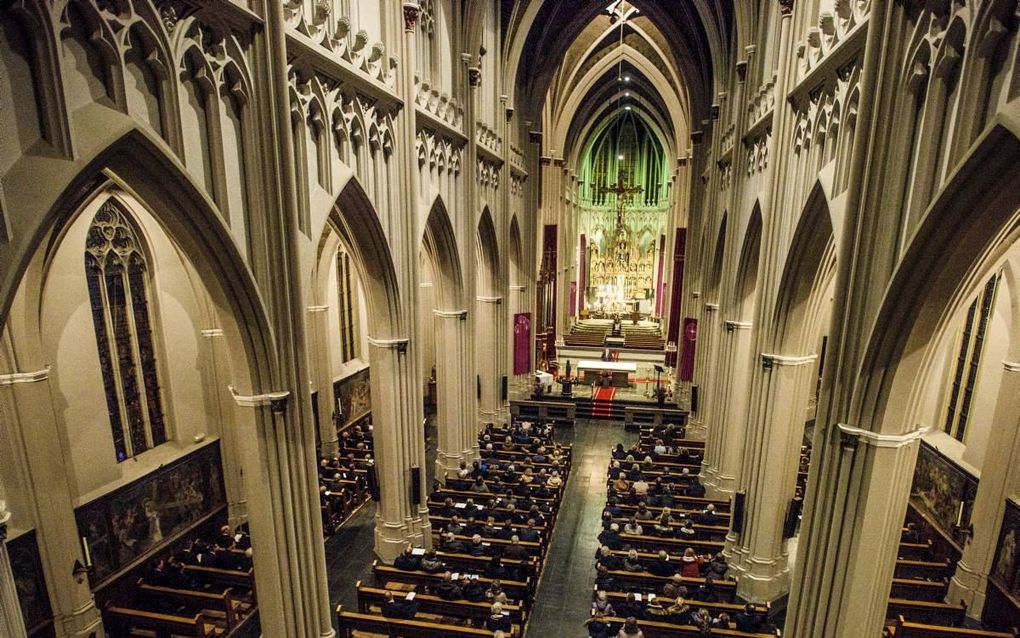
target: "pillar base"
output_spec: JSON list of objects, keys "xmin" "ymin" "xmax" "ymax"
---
[
  {"xmin": 375, "ymin": 516, "xmax": 426, "ymax": 562},
  {"xmin": 56, "ymin": 601, "xmax": 105, "ymax": 638},
  {"xmin": 435, "ymin": 450, "xmax": 463, "ymax": 484},
  {"xmin": 320, "ymin": 438, "xmax": 340, "ymax": 458},
  {"xmin": 714, "ymin": 473, "xmax": 738, "ymax": 496},
  {"xmin": 949, "ymin": 559, "xmax": 989, "ymax": 620},
  {"xmin": 733, "ymin": 553, "xmax": 790, "ymax": 602}
]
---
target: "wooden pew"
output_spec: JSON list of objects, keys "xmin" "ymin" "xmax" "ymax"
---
[
  {"xmin": 356, "ymin": 582, "xmax": 526, "ymax": 625},
  {"xmin": 104, "ymin": 605, "xmax": 216, "ymax": 638},
  {"xmin": 886, "ymin": 598, "xmax": 967, "ymax": 626},
  {"xmin": 596, "ymin": 588, "xmax": 764, "ymax": 620},
  {"xmin": 138, "ymin": 582, "xmax": 239, "ymax": 630},
  {"xmin": 371, "ymin": 561, "xmax": 532, "ymax": 606},
  {"xmin": 886, "ymin": 615, "xmax": 1018, "ymax": 637},
  {"xmin": 898, "ymin": 540, "xmax": 935, "ymax": 561},
  {"xmin": 890, "ymin": 577, "xmax": 949, "ymax": 602},
  {"xmin": 601, "ymin": 568, "xmax": 737, "ymax": 602},
  {"xmin": 894, "ymin": 559, "xmax": 953, "ymax": 581},
  {"xmin": 601, "ymin": 614, "xmax": 780, "ymax": 637},
  {"xmin": 606, "ymin": 516, "xmax": 729, "ymax": 541},
  {"xmin": 183, "ymin": 565, "xmax": 256, "ymax": 599},
  {"xmin": 617, "ymin": 532, "xmax": 726, "ymax": 556},
  {"xmin": 336, "ymin": 604, "xmax": 502, "ymax": 637}
]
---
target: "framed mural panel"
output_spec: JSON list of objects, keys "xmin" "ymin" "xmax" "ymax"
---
[
  {"xmin": 909, "ymin": 440, "xmax": 978, "ymax": 546},
  {"xmin": 75, "ymin": 442, "xmax": 225, "ymax": 586},
  {"xmin": 334, "ymin": 367, "xmax": 371, "ymax": 429},
  {"xmin": 8, "ymin": 530, "xmax": 54, "ymax": 637},
  {"xmin": 992, "ymin": 499, "xmax": 1020, "ymax": 598}
]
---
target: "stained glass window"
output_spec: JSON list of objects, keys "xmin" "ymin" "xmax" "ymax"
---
[{"xmin": 84, "ymin": 201, "xmax": 168, "ymax": 461}]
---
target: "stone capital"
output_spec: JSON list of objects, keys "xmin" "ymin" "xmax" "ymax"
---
[
  {"xmin": 1004, "ymin": 360, "xmax": 1020, "ymax": 372},
  {"xmin": 229, "ymin": 386, "xmax": 291, "ymax": 409},
  {"xmin": 760, "ymin": 353, "xmax": 816, "ymax": 369},
  {"xmin": 836, "ymin": 423, "xmax": 927, "ymax": 449},
  {"xmin": 368, "ymin": 337, "xmax": 410, "ymax": 354},
  {"xmin": 0, "ymin": 367, "xmax": 49, "ymax": 385},
  {"xmin": 779, "ymin": 0, "xmax": 794, "ymax": 16},
  {"xmin": 403, "ymin": 2, "xmax": 420, "ymax": 32}
]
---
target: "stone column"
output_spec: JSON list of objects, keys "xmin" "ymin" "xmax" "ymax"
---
[
  {"xmin": 476, "ymin": 296, "xmax": 503, "ymax": 427},
  {"xmin": 230, "ymin": 389, "xmax": 334, "ymax": 638},
  {"xmin": 369, "ymin": 338, "xmax": 431, "ymax": 560},
  {"xmin": 949, "ymin": 360, "xmax": 1020, "ymax": 617},
  {"xmin": 688, "ymin": 303, "xmax": 720, "ymax": 437},
  {"xmin": 0, "ymin": 370, "xmax": 104, "ymax": 638},
  {"xmin": 0, "ymin": 506, "xmax": 28, "ymax": 638},
  {"xmin": 433, "ymin": 310, "xmax": 469, "ymax": 480},
  {"xmin": 704, "ymin": 320, "xmax": 754, "ymax": 496},
  {"xmin": 307, "ymin": 305, "xmax": 339, "ymax": 457},
  {"xmin": 786, "ymin": 424, "xmax": 923, "ymax": 637},
  {"xmin": 728, "ymin": 352, "xmax": 816, "ymax": 602}
]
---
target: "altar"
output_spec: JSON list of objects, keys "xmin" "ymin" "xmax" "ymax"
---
[{"xmin": 577, "ymin": 359, "xmax": 637, "ymax": 388}]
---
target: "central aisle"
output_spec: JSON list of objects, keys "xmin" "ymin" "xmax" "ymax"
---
[{"xmin": 526, "ymin": 419, "xmax": 637, "ymax": 635}]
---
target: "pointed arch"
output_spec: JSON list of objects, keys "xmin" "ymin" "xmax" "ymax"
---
[
  {"xmin": 422, "ymin": 195, "xmax": 465, "ymax": 312},
  {"xmin": 732, "ymin": 202, "xmax": 763, "ymax": 321},
  {"xmin": 476, "ymin": 207, "xmax": 500, "ymax": 297}
]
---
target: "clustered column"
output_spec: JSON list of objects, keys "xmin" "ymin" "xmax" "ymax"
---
[
  {"xmin": 0, "ymin": 503, "xmax": 27, "ymax": 638},
  {"xmin": 728, "ymin": 353, "xmax": 815, "ymax": 602},
  {"xmin": 949, "ymin": 361, "xmax": 1020, "ymax": 617},
  {"xmin": 703, "ymin": 320, "xmax": 754, "ymax": 496},
  {"xmin": 433, "ymin": 310, "xmax": 471, "ymax": 480}
]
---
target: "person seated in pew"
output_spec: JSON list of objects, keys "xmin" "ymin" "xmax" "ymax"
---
[
  {"xmin": 440, "ymin": 531, "xmax": 467, "ymax": 554},
  {"xmin": 612, "ymin": 475, "xmax": 632, "ymax": 493},
  {"xmin": 598, "ymin": 523, "xmax": 623, "ymax": 550},
  {"xmin": 446, "ymin": 516, "xmax": 466, "ymax": 536},
  {"xmin": 734, "ymin": 603, "xmax": 766, "ymax": 632},
  {"xmin": 687, "ymin": 481, "xmax": 707, "ymax": 498},
  {"xmin": 623, "ymin": 517, "xmax": 644, "ymax": 536},
  {"xmin": 609, "ymin": 461, "xmax": 623, "ymax": 480},
  {"xmin": 592, "ymin": 589, "xmax": 615, "ymax": 616},
  {"xmin": 605, "ymin": 497, "xmax": 624, "ymax": 519},
  {"xmin": 464, "ymin": 516, "xmax": 484, "ymax": 537},
  {"xmin": 691, "ymin": 607, "xmax": 712, "ymax": 634},
  {"xmin": 533, "ymin": 483, "xmax": 553, "ymax": 499},
  {"xmin": 645, "ymin": 596, "xmax": 671, "ymax": 620},
  {"xmin": 456, "ymin": 460, "xmax": 471, "ymax": 480},
  {"xmin": 595, "ymin": 564, "xmax": 616, "ymax": 590},
  {"xmin": 547, "ymin": 469, "xmax": 563, "ymax": 489},
  {"xmin": 680, "ymin": 548, "xmax": 707, "ymax": 578},
  {"xmin": 519, "ymin": 519, "xmax": 541, "ymax": 543},
  {"xmin": 627, "ymin": 464, "xmax": 644, "ymax": 482},
  {"xmin": 586, "ymin": 611, "xmax": 615, "ymax": 638},
  {"xmin": 503, "ymin": 535, "xmax": 530, "ymax": 562},
  {"xmin": 660, "ymin": 573, "xmax": 686, "ymax": 598},
  {"xmin": 421, "ymin": 549, "xmax": 444, "ymax": 573},
  {"xmin": 712, "ymin": 612, "xmax": 733, "ymax": 630},
  {"xmin": 635, "ymin": 503, "xmax": 654, "ymax": 521},
  {"xmin": 705, "ymin": 552, "xmax": 729, "ymax": 580},
  {"xmin": 667, "ymin": 596, "xmax": 692, "ymax": 624},
  {"xmin": 612, "ymin": 592, "xmax": 642, "ymax": 620},
  {"xmin": 470, "ymin": 476, "xmax": 492, "ymax": 494},
  {"xmin": 692, "ymin": 576, "xmax": 719, "ymax": 603},
  {"xmin": 433, "ymin": 572, "xmax": 463, "ymax": 600},
  {"xmin": 653, "ymin": 439, "xmax": 668, "ymax": 456},
  {"xmin": 695, "ymin": 504, "xmax": 720, "ymax": 526},
  {"xmin": 468, "ymin": 534, "xmax": 489, "ymax": 556},
  {"xmin": 902, "ymin": 521, "xmax": 921, "ymax": 543},
  {"xmin": 485, "ymin": 602, "xmax": 513, "ymax": 633},
  {"xmin": 486, "ymin": 580, "xmax": 507, "ymax": 604},
  {"xmin": 484, "ymin": 555, "xmax": 511, "ymax": 580},
  {"xmin": 482, "ymin": 516, "xmax": 503, "ymax": 539},
  {"xmin": 649, "ymin": 550, "xmax": 677, "ymax": 577},
  {"xmin": 677, "ymin": 519, "xmax": 698, "ymax": 542},
  {"xmin": 462, "ymin": 574, "xmax": 488, "ymax": 602},
  {"xmin": 618, "ymin": 615, "xmax": 646, "ymax": 638},
  {"xmin": 393, "ymin": 544, "xmax": 422, "ymax": 571},
  {"xmin": 596, "ymin": 545, "xmax": 624, "ymax": 571},
  {"xmin": 623, "ymin": 549, "xmax": 644, "ymax": 572},
  {"xmin": 613, "ymin": 444, "xmax": 628, "ymax": 460},
  {"xmin": 657, "ymin": 483, "xmax": 677, "ymax": 509},
  {"xmin": 380, "ymin": 590, "xmax": 419, "ymax": 619},
  {"xmin": 436, "ymin": 497, "xmax": 458, "ymax": 518}
]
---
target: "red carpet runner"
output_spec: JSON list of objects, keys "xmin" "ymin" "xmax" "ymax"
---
[{"xmin": 591, "ymin": 386, "xmax": 616, "ymax": 418}]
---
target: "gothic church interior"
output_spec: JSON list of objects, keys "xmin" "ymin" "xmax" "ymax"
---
[{"xmin": 1, "ymin": 1, "xmax": 1020, "ymax": 637}]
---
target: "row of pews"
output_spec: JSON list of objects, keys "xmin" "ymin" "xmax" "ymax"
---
[
  {"xmin": 101, "ymin": 526, "xmax": 257, "ymax": 638},
  {"xmin": 884, "ymin": 507, "xmax": 1017, "ymax": 637},
  {"xmin": 589, "ymin": 434, "xmax": 780, "ymax": 638},
  {"xmin": 318, "ymin": 421, "xmax": 376, "ymax": 535},
  {"xmin": 336, "ymin": 419, "xmax": 570, "ymax": 637}
]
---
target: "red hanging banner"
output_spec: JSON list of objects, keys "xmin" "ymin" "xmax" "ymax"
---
[
  {"xmin": 679, "ymin": 317, "xmax": 698, "ymax": 382},
  {"xmin": 513, "ymin": 312, "xmax": 532, "ymax": 375}
]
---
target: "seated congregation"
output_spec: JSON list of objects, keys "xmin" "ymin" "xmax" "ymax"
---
[{"xmin": 335, "ymin": 419, "xmax": 570, "ymax": 637}]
